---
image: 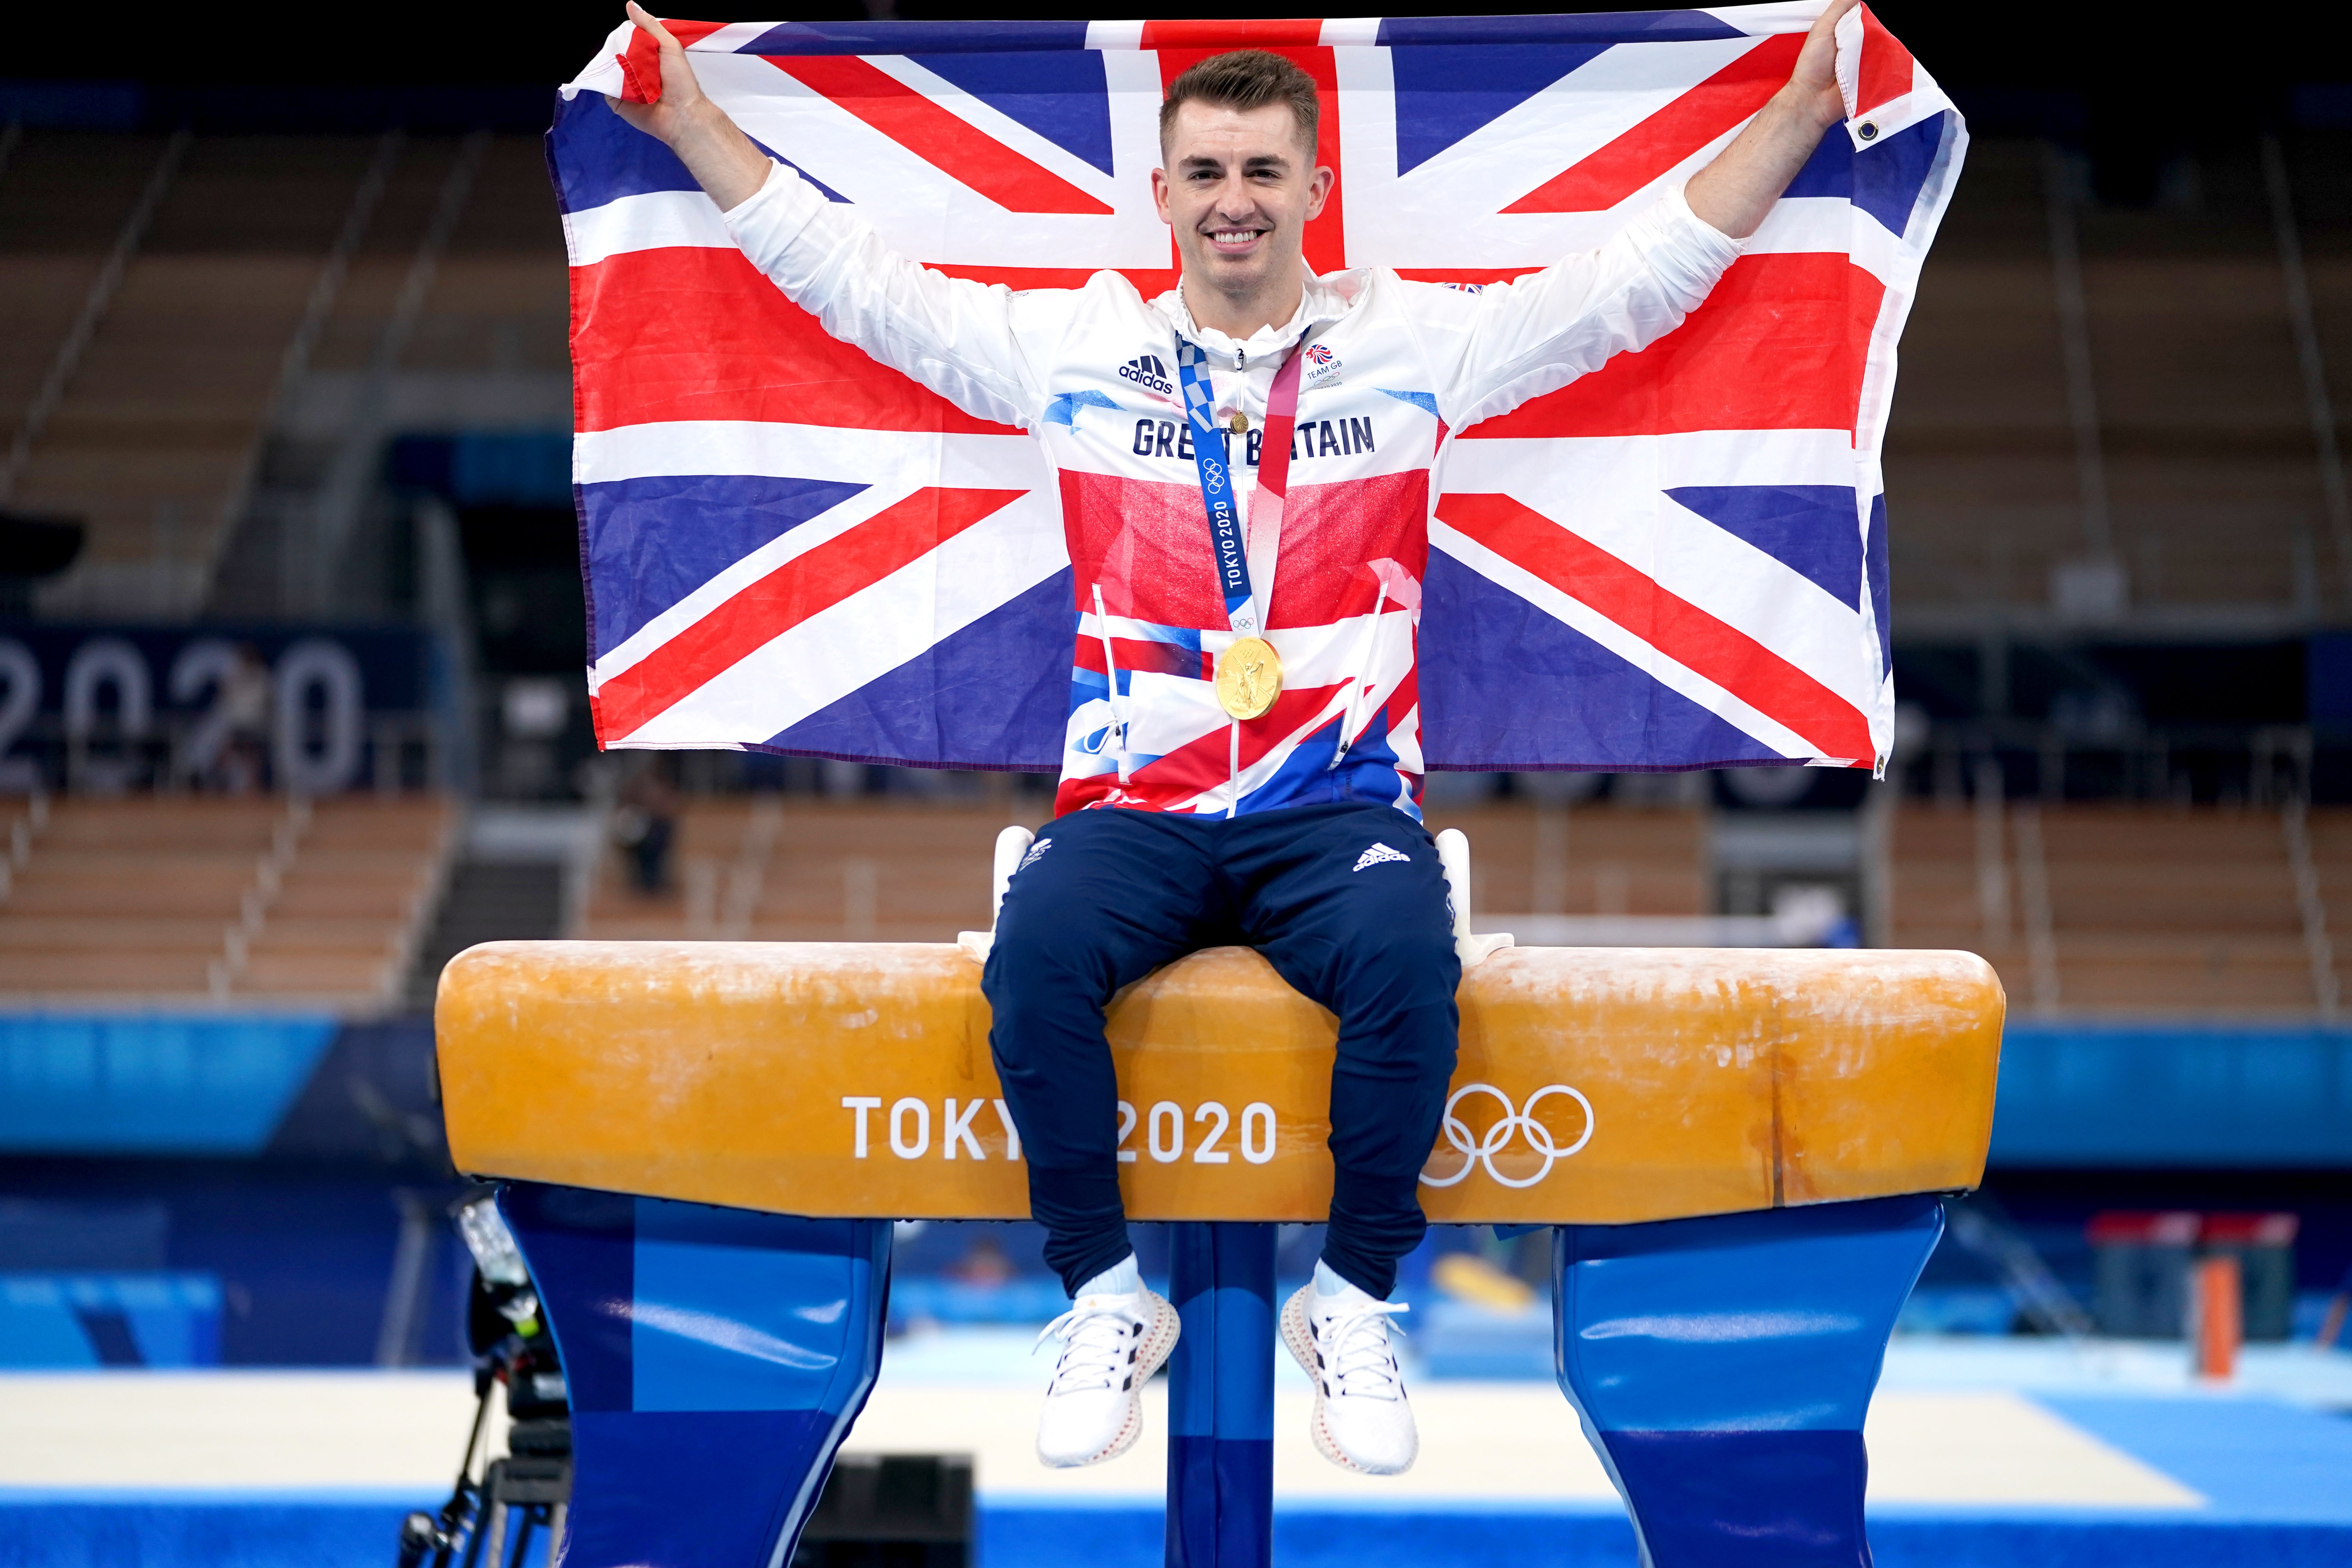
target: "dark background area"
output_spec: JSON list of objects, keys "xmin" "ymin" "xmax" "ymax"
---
[{"xmin": 6, "ymin": 3, "xmax": 2345, "ymax": 147}]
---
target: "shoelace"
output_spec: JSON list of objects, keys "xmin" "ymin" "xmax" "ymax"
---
[
  {"xmin": 1317, "ymin": 1300, "xmax": 1410, "ymax": 1401},
  {"xmin": 1035, "ymin": 1296, "xmax": 1139, "ymax": 1396}
]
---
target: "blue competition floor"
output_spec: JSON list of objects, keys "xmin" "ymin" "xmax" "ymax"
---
[
  {"xmin": 4, "ymin": 1357, "xmax": 2350, "ymax": 1567},
  {"xmin": 10, "ymin": 1494, "xmax": 2352, "ymax": 1568}
]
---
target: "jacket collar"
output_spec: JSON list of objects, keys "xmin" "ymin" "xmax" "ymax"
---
[{"xmin": 1155, "ymin": 266, "xmax": 1364, "ymax": 367}]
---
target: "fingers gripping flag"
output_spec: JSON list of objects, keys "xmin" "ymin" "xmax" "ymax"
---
[{"xmin": 552, "ymin": 4, "xmax": 1963, "ymax": 774}]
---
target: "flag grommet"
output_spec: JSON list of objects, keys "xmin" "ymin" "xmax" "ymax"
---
[{"xmin": 1856, "ymin": 120, "xmax": 1878, "ymax": 141}]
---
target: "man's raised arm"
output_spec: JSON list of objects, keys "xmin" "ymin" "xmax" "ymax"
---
[
  {"xmin": 1424, "ymin": 0, "xmax": 1863, "ymax": 430},
  {"xmin": 602, "ymin": 2, "xmax": 1055, "ymax": 433},
  {"xmin": 1682, "ymin": 0, "xmax": 1856, "ymax": 240},
  {"xmin": 608, "ymin": 2, "xmax": 772, "ymax": 209}
]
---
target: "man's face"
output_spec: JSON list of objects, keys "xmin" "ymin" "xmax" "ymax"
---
[{"xmin": 1152, "ymin": 100, "xmax": 1334, "ymax": 306}]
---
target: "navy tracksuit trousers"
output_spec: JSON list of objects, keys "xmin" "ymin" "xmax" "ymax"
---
[{"xmin": 980, "ymin": 801, "xmax": 1462, "ymax": 1299}]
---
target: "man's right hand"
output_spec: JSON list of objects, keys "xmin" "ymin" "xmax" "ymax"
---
[{"xmin": 606, "ymin": 2, "xmax": 774, "ymax": 210}]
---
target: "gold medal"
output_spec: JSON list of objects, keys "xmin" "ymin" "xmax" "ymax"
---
[
  {"xmin": 1215, "ymin": 636, "xmax": 1283, "ymax": 721},
  {"xmin": 1226, "ymin": 411, "xmax": 1248, "ymax": 435}
]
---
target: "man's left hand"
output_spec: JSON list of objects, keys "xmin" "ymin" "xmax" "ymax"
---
[{"xmin": 1684, "ymin": 0, "xmax": 1861, "ymax": 240}]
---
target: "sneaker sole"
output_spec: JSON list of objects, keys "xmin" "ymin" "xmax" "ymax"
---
[
  {"xmin": 1280, "ymin": 1285, "xmax": 1416, "ymax": 1476},
  {"xmin": 1038, "ymin": 1289, "xmax": 1182, "ymax": 1469}
]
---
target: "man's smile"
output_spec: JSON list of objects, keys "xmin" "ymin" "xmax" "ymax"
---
[{"xmin": 1204, "ymin": 224, "xmax": 1270, "ymax": 255}]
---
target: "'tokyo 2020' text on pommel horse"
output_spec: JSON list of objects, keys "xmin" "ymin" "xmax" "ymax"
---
[{"xmin": 437, "ymin": 935, "xmax": 2002, "ymax": 1568}]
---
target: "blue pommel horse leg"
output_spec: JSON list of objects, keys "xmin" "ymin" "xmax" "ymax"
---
[
  {"xmin": 1555, "ymin": 1196, "xmax": 1946, "ymax": 1568},
  {"xmin": 1165, "ymin": 1222, "xmax": 1278, "ymax": 1568},
  {"xmin": 498, "ymin": 1183, "xmax": 894, "ymax": 1568}
]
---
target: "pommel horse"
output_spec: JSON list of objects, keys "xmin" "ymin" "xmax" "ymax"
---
[{"xmin": 437, "ymin": 829, "xmax": 2002, "ymax": 1568}]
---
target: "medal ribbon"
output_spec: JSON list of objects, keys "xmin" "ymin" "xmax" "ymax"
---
[{"xmin": 1174, "ymin": 338, "xmax": 1305, "ymax": 640}]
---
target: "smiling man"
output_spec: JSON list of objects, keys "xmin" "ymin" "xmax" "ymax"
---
[{"xmin": 612, "ymin": 0, "xmax": 1856, "ymax": 1476}]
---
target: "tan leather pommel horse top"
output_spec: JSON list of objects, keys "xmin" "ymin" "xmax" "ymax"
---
[{"xmin": 436, "ymin": 942, "xmax": 2004, "ymax": 1227}]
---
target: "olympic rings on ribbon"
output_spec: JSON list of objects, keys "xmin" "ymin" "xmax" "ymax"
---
[{"xmin": 1417, "ymin": 1083, "xmax": 1594, "ymax": 1189}]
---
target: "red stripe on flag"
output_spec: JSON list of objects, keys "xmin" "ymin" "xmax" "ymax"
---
[
  {"xmin": 1854, "ymin": 6, "xmax": 1915, "ymax": 117},
  {"xmin": 1153, "ymin": 43, "xmax": 1348, "ymax": 277},
  {"xmin": 1462, "ymin": 253, "xmax": 1884, "ymax": 438},
  {"xmin": 593, "ymin": 486, "xmax": 1026, "ymax": 742},
  {"xmin": 1140, "ymin": 19, "xmax": 1326, "ymax": 47},
  {"xmin": 1503, "ymin": 33, "xmax": 1804, "ymax": 214},
  {"xmin": 766, "ymin": 55, "xmax": 1113, "ymax": 216},
  {"xmin": 1438, "ymin": 492, "xmax": 1871, "ymax": 761},
  {"xmin": 570, "ymin": 247, "xmax": 1019, "ymax": 434}
]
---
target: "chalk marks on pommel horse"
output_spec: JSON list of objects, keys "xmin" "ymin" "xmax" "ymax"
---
[{"xmin": 438, "ymin": 942, "xmax": 2002, "ymax": 1568}]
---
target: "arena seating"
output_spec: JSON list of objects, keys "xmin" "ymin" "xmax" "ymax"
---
[
  {"xmin": 1888, "ymin": 802, "xmax": 2330, "ymax": 1014},
  {"xmin": 571, "ymin": 796, "xmax": 1711, "ymax": 943},
  {"xmin": 1433, "ymin": 800, "xmax": 1708, "ymax": 918},
  {"xmin": 1883, "ymin": 136, "xmax": 2343, "ymax": 616},
  {"xmin": 576, "ymin": 799, "xmax": 1015, "ymax": 943},
  {"xmin": 0, "ymin": 129, "xmax": 566, "ymax": 618},
  {"xmin": 0, "ymin": 794, "xmax": 455, "ymax": 1002}
]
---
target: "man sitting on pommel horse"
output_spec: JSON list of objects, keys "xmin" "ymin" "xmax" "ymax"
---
[{"xmin": 608, "ymin": 0, "xmax": 1856, "ymax": 1478}]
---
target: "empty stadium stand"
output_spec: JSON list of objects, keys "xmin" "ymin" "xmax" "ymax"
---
[
  {"xmin": 1888, "ymin": 134, "xmax": 2352, "ymax": 623},
  {"xmin": 0, "ymin": 794, "xmax": 455, "ymax": 1003},
  {"xmin": 576, "ymin": 799, "xmax": 1021, "ymax": 944},
  {"xmin": 0, "ymin": 129, "xmax": 568, "ymax": 620},
  {"xmin": 569, "ymin": 796, "xmax": 1712, "ymax": 944},
  {"xmin": 1887, "ymin": 801, "xmax": 2338, "ymax": 1016},
  {"xmin": 1429, "ymin": 801, "xmax": 1710, "ymax": 920}
]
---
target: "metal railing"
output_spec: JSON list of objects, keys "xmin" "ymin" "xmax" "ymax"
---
[{"xmin": 0, "ymin": 130, "xmax": 191, "ymax": 506}]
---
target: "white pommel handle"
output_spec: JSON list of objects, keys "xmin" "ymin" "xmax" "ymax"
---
[
  {"xmin": 1435, "ymin": 827, "xmax": 1514, "ymax": 969},
  {"xmin": 958, "ymin": 824, "xmax": 1036, "ymax": 964},
  {"xmin": 990, "ymin": 825, "xmax": 1035, "ymax": 919}
]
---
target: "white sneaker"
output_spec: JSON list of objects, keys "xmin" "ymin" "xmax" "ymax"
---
[
  {"xmin": 1281, "ymin": 1281, "xmax": 1416, "ymax": 1475},
  {"xmin": 1033, "ymin": 1285, "xmax": 1181, "ymax": 1468}
]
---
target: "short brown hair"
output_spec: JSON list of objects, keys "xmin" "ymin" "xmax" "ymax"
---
[{"xmin": 1159, "ymin": 50, "xmax": 1319, "ymax": 156}]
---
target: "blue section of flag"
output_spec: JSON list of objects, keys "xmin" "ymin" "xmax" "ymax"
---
[
  {"xmin": 732, "ymin": 19, "xmax": 1093, "ymax": 56},
  {"xmin": 910, "ymin": 50, "xmax": 1115, "ymax": 176},
  {"xmin": 1378, "ymin": 388, "xmax": 1439, "ymax": 418},
  {"xmin": 550, "ymin": 93, "xmax": 846, "ymax": 214},
  {"xmin": 550, "ymin": 92, "xmax": 698, "ymax": 209},
  {"xmin": 1850, "ymin": 112, "xmax": 1948, "ymax": 237},
  {"xmin": 1780, "ymin": 123, "xmax": 1854, "ymax": 201},
  {"xmin": 768, "ymin": 569, "xmax": 1073, "ymax": 769},
  {"xmin": 1420, "ymin": 552, "xmax": 1787, "ymax": 768},
  {"xmin": 1866, "ymin": 494, "xmax": 1890, "ymax": 676},
  {"xmin": 1389, "ymin": 46, "xmax": 1610, "ymax": 175},
  {"xmin": 1376, "ymin": 12, "xmax": 1746, "ymax": 45},
  {"xmin": 582, "ymin": 475, "xmax": 869, "ymax": 659},
  {"xmin": 1666, "ymin": 485, "xmax": 1862, "ymax": 609}
]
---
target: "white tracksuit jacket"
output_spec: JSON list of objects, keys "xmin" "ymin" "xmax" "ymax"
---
[{"xmin": 721, "ymin": 160, "xmax": 1742, "ymax": 820}]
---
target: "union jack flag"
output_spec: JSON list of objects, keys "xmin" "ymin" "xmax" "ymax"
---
[{"xmin": 553, "ymin": 4, "xmax": 1961, "ymax": 772}]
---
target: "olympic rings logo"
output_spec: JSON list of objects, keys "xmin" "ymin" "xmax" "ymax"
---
[{"xmin": 1418, "ymin": 1083, "xmax": 1594, "ymax": 1189}]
